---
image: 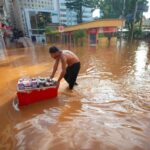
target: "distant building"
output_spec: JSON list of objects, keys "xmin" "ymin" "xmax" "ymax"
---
[
  {"xmin": 10, "ymin": 0, "xmax": 93, "ymax": 42},
  {"xmin": 54, "ymin": 0, "xmax": 93, "ymax": 26},
  {"xmin": 0, "ymin": 1, "xmax": 6, "ymax": 49},
  {"xmin": 0, "ymin": 0, "xmax": 6, "ymax": 50},
  {"xmin": 0, "ymin": 0, "xmax": 4, "ymax": 17},
  {"xmin": 46, "ymin": 19, "xmax": 124, "ymax": 47},
  {"xmin": 142, "ymin": 17, "xmax": 150, "ymax": 29},
  {"xmin": 12, "ymin": 0, "xmax": 59, "ymax": 42},
  {"xmin": 3, "ymin": 0, "xmax": 16, "ymax": 27},
  {"xmin": 0, "ymin": 0, "xmax": 14, "ymax": 26}
]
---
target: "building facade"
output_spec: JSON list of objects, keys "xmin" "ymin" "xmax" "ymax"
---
[
  {"xmin": 142, "ymin": 17, "xmax": 150, "ymax": 29},
  {"xmin": 54, "ymin": 0, "xmax": 93, "ymax": 26},
  {"xmin": 0, "ymin": 0, "xmax": 14, "ymax": 49},
  {"xmin": 46, "ymin": 19, "xmax": 124, "ymax": 47},
  {"xmin": 0, "ymin": 0, "xmax": 6, "ymax": 50},
  {"xmin": 12, "ymin": 0, "xmax": 58, "ymax": 42},
  {"xmin": 3, "ymin": 0, "xmax": 16, "ymax": 27},
  {"xmin": 11, "ymin": 0, "xmax": 93, "ymax": 42}
]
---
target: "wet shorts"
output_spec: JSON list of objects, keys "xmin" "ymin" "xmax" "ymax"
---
[{"xmin": 64, "ymin": 62, "xmax": 80, "ymax": 89}]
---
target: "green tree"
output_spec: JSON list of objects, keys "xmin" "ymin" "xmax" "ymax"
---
[
  {"xmin": 0, "ymin": 16, "xmax": 12, "ymax": 36},
  {"xmin": 92, "ymin": 0, "xmax": 124, "ymax": 18},
  {"xmin": 74, "ymin": 29, "xmax": 86, "ymax": 39},
  {"xmin": 65, "ymin": 0, "xmax": 94, "ymax": 23},
  {"xmin": 45, "ymin": 26, "xmax": 56, "ymax": 34},
  {"xmin": 92, "ymin": 0, "xmax": 148, "ymax": 39},
  {"xmin": 37, "ymin": 12, "xmax": 52, "ymax": 29},
  {"xmin": 74, "ymin": 29, "xmax": 86, "ymax": 46},
  {"xmin": 124, "ymin": 0, "xmax": 148, "ymax": 39}
]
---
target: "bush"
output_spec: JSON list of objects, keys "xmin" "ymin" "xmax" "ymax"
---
[
  {"xmin": 74, "ymin": 29, "xmax": 86, "ymax": 40},
  {"xmin": 134, "ymin": 28, "xmax": 143, "ymax": 39}
]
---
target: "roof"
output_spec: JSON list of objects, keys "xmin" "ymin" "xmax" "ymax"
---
[{"xmin": 63, "ymin": 19, "xmax": 125, "ymax": 32}]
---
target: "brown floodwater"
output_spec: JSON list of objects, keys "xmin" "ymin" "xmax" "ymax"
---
[{"xmin": 0, "ymin": 40, "xmax": 150, "ymax": 150}]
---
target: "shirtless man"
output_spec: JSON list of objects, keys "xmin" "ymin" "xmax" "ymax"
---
[{"xmin": 49, "ymin": 46, "xmax": 80, "ymax": 90}]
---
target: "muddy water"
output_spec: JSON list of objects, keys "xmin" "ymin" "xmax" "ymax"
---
[{"xmin": 0, "ymin": 41, "xmax": 150, "ymax": 150}]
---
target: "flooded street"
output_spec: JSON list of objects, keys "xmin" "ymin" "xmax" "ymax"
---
[{"xmin": 0, "ymin": 41, "xmax": 150, "ymax": 150}]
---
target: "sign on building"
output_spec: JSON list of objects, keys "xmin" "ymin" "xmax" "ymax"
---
[{"xmin": 58, "ymin": 26, "xmax": 64, "ymax": 33}]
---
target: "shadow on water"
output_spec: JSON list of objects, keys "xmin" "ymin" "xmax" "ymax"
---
[{"xmin": 0, "ymin": 40, "xmax": 150, "ymax": 150}]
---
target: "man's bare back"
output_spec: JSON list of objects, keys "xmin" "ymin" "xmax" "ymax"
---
[{"xmin": 62, "ymin": 50, "xmax": 80, "ymax": 66}]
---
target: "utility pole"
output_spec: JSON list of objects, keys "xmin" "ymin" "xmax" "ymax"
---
[
  {"xmin": 131, "ymin": 0, "xmax": 138, "ymax": 42},
  {"xmin": 121, "ymin": 0, "xmax": 126, "ymax": 38},
  {"xmin": 122, "ymin": 0, "xmax": 126, "ymax": 17}
]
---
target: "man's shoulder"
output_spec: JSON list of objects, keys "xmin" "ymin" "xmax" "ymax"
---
[
  {"xmin": 60, "ymin": 53, "xmax": 67, "ymax": 61},
  {"xmin": 62, "ymin": 50, "xmax": 70, "ymax": 53}
]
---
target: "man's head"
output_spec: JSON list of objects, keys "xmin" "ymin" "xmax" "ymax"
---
[{"xmin": 49, "ymin": 46, "xmax": 61, "ymax": 59}]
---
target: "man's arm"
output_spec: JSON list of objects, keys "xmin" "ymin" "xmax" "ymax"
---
[
  {"xmin": 50, "ymin": 58, "xmax": 59, "ymax": 79},
  {"xmin": 57, "ymin": 56, "xmax": 67, "ymax": 83}
]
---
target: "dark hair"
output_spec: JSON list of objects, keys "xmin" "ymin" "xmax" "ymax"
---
[{"xmin": 49, "ymin": 46, "xmax": 60, "ymax": 53}]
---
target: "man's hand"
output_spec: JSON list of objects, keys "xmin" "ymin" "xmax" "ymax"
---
[
  {"xmin": 50, "ymin": 75, "xmax": 54, "ymax": 79},
  {"xmin": 56, "ymin": 81, "xmax": 60, "ymax": 88}
]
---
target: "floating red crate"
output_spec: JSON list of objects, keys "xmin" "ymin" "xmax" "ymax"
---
[{"xmin": 17, "ymin": 86, "xmax": 58, "ymax": 106}]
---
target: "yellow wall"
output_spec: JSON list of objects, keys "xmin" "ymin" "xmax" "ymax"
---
[
  {"xmin": 110, "ymin": 37, "xmax": 117, "ymax": 46},
  {"xmin": 97, "ymin": 37, "xmax": 117, "ymax": 47},
  {"xmin": 98, "ymin": 37, "xmax": 108, "ymax": 46}
]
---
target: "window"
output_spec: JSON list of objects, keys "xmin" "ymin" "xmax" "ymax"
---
[
  {"xmin": 61, "ymin": 19, "xmax": 66, "ymax": 22},
  {"xmin": 61, "ymin": 3, "xmax": 66, "ymax": 6},
  {"xmin": 60, "ymin": 14, "xmax": 66, "ymax": 17},
  {"xmin": 29, "ymin": 11, "xmax": 52, "ymax": 30},
  {"xmin": 83, "ymin": 15, "xmax": 89, "ymax": 18},
  {"xmin": 60, "ymin": 9, "xmax": 66, "ymax": 12}
]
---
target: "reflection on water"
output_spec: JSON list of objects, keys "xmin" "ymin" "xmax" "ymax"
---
[
  {"xmin": 134, "ymin": 42, "xmax": 149, "ymax": 77},
  {"xmin": 0, "ymin": 40, "xmax": 150, "ymax": 150},
  {"xmin": 0, "ymin": 48, "xmax": 6, "ymax": 60}
]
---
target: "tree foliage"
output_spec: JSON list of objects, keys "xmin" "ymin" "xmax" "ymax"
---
[
  {"xmin": 65, "ymin": 0, "xmax": 94, "ymax": 23},
  {"xmin": 91, "ymin": 0, "xmax": 124, "ymax": 18},
  {"xmin": 124, "ymin": 0, "xmax": 148, "ymax": 36},
  {"xmin": 66, "ymin": 0, "xmax": 148, "ymax": 38},
  {"xmin": 74, "ymin": 29, "xmax": 86, "ymax": 39},
  {"xmin": 45, "ymin": 26, "xmax": 57, "ymax": 35},
  {"xmin": 73, "ymin": 29, "xmax": 86, "ymax": 46},
  {"xmin": 0, "ymin": 16, "xmax": 12, "ymax": 36},
  {"xmin": 92, "ymin": 0, "xmax": 148, "ymax": 38}
]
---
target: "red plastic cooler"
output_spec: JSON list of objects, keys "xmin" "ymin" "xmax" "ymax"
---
[{"xmin": 17, "ymin": 86, "xmax": 58, "ymax": 106}]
